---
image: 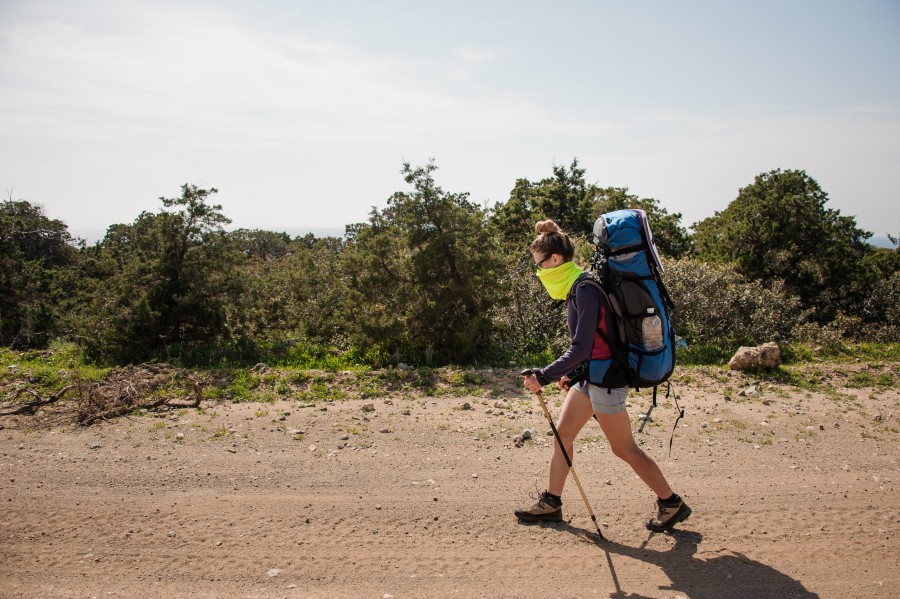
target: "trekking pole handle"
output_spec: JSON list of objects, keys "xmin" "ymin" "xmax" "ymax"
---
[{"xmin": 520, "ymin": 368, "xmax": 541, "ymax": 394}]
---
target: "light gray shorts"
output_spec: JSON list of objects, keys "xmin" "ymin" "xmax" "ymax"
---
[{"xmin": 573, "ymin": 382, "xmax": 628, "ymax": 415}]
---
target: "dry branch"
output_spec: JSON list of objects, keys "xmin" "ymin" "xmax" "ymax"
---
[
  {"xmin": 0, "ymin": 385, "xmax": 79, "ymax": 416},
  {"xmin": 1, "ymin": 363, "xmax": 204, "ymax": 426}
]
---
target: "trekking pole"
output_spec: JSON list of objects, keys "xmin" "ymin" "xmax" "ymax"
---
[{"xmin": 521, "ymin": 369, "xmax": 605, "ymax": 542}]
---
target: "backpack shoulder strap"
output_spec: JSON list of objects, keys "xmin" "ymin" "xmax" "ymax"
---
[
  {"xmin": 568, "ymin": 273, "xmax": 619, "ymax": 350},
  {"xmin": 567, "ymin": 273, "xmax": 603, "ymax": 305}
]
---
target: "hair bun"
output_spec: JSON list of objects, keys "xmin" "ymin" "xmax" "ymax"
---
[{"xmin": 535, "ymin": 219, "xmax": 562, "ymax": 235}]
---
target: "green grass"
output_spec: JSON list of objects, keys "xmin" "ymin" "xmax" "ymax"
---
[
  {"xmin": 1, "ymin": 339, "xmax": 897, "ymax": 415},
  {"xmin": 674, "ymin": 341, "xmax": 899, "ymax": 367},
  {"xmin": 297, "ymin": 382, "xmax": 347, "ymax": 402},
  {"xmin": 0, "ymin": 341, "xmax": 110, "ymax": 395},
  {"xmin": 676, "ymin": 343, "xmax": 735, "ymax": 365},
  {"xmin": 846, "ymin": 371, "xmax": 896, "ymax": 389},
  {"xmin": 226, "ymin": 369, "xmax": 261, "ymax": 402}
]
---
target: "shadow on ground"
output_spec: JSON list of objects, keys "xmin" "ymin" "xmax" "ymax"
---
[{"xmin": 526, "ymin": 521, "xmax": 819, "ymax": 599}]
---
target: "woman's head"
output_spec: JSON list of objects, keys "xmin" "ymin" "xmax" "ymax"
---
[{"xmin": 530, "ymin": 219, "xmax": 575, "ymax": 267}]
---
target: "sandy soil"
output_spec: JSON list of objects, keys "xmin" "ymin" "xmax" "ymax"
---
[{"xmin": 1, "ymin": 365, "xmax": 898, "ymax": 599}]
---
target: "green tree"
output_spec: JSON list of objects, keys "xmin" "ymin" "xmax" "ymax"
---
[
  {"xmin": 75, "ymin": 185, "xmax": 241, "ymax": 362},
  {"xmin": 0, "ymin": 200, "xmax": 77, "ymax": 347},
  {"xmin": 491, "ymin": 158, "xmax": 594, "ymax": 245},
  {"xmin": 228, "ymin": 229, "xmax": 293, "ymax": 261},
  {"xmin": 490, "ymin": 159, "xmax": 691, "ymax": 259},
  {"xmin": 342, "ymin": 161, "xmax": 501, "ymax": 364},
  {"xmin": 692, "ymin": 169, "xmax": 872, "ymax": 321}
]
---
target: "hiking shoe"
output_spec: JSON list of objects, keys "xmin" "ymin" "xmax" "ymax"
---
[
  {"xmin": 646, "ymin": 496, "xmax": 691, "ymax": 532},
  {"xmin": 515, "ymin": 491, "xmax": 563, "ymax": 522}
]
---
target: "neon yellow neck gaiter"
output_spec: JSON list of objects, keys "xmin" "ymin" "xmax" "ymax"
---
[{"xmin": 536, "ymin": 261, "xmax": 583, "ymax": 300}]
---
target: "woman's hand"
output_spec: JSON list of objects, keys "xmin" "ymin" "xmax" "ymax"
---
[
  {"xmin": 558, "ymin": 375, "xmax": 571, "ymax": 392},
  {"xmin": 523, "ymin": 373, "xmax": 543, "ymax": 395}
]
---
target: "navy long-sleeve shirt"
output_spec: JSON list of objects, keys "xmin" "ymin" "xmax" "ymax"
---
[{"xmin": 535, "ymin": 278, "xmax": 628, "ymax": 388}]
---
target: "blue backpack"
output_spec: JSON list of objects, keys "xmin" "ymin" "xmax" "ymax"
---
[{"xmin": 580, "ymin": 209, "xmax": 676, "ymax": 389}]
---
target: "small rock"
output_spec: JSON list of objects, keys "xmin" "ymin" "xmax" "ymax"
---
[
  {"xmin": 225, "ymin": 448, "xmax": 236, "ymax": 454},
  {"xmin": 362, "ymin": 404, "xmax": 375, "ymax": 412},
  {"xmin": 252, "ymin": 362, "xmax": 269, "ymax": 373},
  {"xmin": 266, "ymin": 568, "xmax": 281, "ymax": 577},
  {"xmin": 874, "ymin": 415, "xmax": 882, "ymax": 422},
  {"xmin": 401, "ymin": 409, "xmax": 411, "ymax": 416},
  {"xmin": 309, "ymin": 445, "xmax": 317, "ymax": 452},
  {"xmin": 384, "ymin": 400, "xmax": 393, "ymax": 405},
  {"xmin": 521, "ymin": 429, "xmax": 533, "ymax": 440},
  {"xmin": 167, "ymin": 530, "xmax": 176, "ymax": 538},
  {"xmin": 90, "ymin": 443, "xmax": 101, "ymax": 450},
  {"xmin": 340, "ymin": 434, "xmax": 350, "ymax": 441},
  {"xmin": 461, "ymin": 402, "xmax": 472, "ymax": 410},
  {"xmin": 472, "ymin": 473, "xmax": 478, "ymax": 478},
  {"xmin": 700, "ymin": 422, "xmax": 709, "ymax": 429},
  {"xmin": 175, "ymin": 432, "xmax": 184, "ymax": 440},
  {"xmin": 379, "ymin": 428, "xmax": 390, "ymax": 433},
  {"xmin": 819, "ymin": 425, "xmax": 825, "ymax": 431}
]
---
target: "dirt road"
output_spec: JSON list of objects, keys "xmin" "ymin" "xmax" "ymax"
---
[{"xmin": 2, "ymin": 366, "xmax": 897, "ymax": 598}]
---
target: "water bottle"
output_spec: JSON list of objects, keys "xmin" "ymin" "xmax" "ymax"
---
[{"xmin": 642, "ymin": 308, "xmax": 663, "ymax": 351}]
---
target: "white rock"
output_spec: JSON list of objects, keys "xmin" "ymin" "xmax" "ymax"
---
[{"xmin": 728, "ymin": 342, "xmax": 781, "ymax": 370}]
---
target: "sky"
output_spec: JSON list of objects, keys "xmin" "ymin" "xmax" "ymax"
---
[{"xmin": 1, "ymin": 0, "xmax": 899, "ymax": 242}]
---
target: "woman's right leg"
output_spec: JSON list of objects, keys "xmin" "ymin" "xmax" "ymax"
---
[
  {"xmin": 546, "ymin": 387, "xmax": 594, "ymax": 495},
  {"xmin": 514, "ymin": 387, "xmax": 593, "ymax": 522}
]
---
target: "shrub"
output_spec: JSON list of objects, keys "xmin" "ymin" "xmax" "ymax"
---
[{"xmin": 664, "ymin": 258, "xmax": 808, "ymax": 345}]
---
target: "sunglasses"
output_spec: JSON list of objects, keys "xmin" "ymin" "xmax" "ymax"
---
[{"xmin": 534, "ymin": 254, "xmax": 555, "ymax": 269}]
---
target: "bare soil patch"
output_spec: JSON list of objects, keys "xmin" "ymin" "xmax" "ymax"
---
[{"xmin": 1, "ymin": 365, "xmax": 898, "ymax": 598}]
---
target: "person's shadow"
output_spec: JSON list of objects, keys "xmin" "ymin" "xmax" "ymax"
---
[{"xmin": 527, "ymin": 522, "xmax": 819, "ymax": 598}]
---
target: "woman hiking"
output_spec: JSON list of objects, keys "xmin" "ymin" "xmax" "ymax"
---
[{"xmin": 515, "ymin": 219, "xmax": 691, "ymax": 533}]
